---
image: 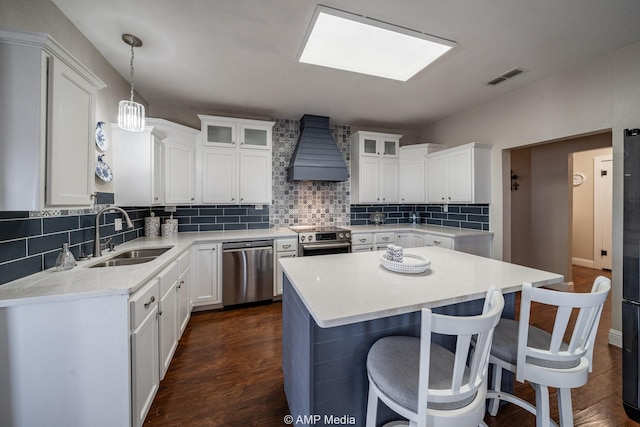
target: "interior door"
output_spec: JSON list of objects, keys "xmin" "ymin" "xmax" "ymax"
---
[{"xmin": 595, "ymin": 156, "xmax": 613, "ymax": 270}]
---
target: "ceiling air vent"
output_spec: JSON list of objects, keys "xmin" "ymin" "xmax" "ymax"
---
[{"xmin": 487, "ymin": 67, "xmax": 525, "ymax": 86}]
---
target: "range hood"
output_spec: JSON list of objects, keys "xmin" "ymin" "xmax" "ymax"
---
[{"xmin": 287, "ymin": 115, "xmax": 348, "ymax": 182}]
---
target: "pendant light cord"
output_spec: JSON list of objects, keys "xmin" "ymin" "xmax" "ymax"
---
[{"xmin": 129, "ymin": 43, "xmax": 135, "ymax": 102}]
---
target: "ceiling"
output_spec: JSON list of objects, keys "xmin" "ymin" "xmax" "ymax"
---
[{"xmin": 52, "ymin": 0, "xmax": 640, "ymax": 134}]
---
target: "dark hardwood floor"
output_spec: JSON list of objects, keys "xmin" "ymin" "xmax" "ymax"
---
[{"xmin": 145, "ymin": 266, "xmax": 635, "ymax": 426}]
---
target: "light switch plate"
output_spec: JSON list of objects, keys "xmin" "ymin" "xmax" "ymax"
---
[{"xmin": 114, "ymin": 218, "xmax": 122, "ymax": 231}]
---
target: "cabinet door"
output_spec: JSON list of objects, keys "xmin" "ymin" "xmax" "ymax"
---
[
  {"xmin": 381, "ymin": 138, "xmax": 399, "ymax": 157},
  {"xmin": 131, "ymin": 307, "xmax": 159, "ymax": 427},
  {"xmin": 239, "ymin": 123, "xmax": 272, "ymax": 150},
  {"xmin": 427, "ymin": 153, "xmax": 448, "ymax": 203},
  {"xmin": 158, "ymin": 281, "xmax": 178, "ymax": 380},
  {"xmin": 400, "ymin": 159, "xmax": 426, "ymax": 203},
  {"xmin": 239, "ymin": 150, "xmax": 272, "ymax": 204},
  {"xmin": 192, "ymin": 244, "xmax": 220, "ymax": 306},
  {"xmin": 202, "ymin": 119, "xmax": 237, "ymax": 147},
  {"xmin": 396, "ymin": 233, "xmax": 411, "ymax": 248},
  {"xmin": 46, "ymin": 55, "xmax": 95, "ymax": 206},
  {"xmin": 152, "ymin": 138, "xmax": 164, "ymax": 205},
  {"xmin": 202, "ymin": 149, "xmax": 238, "ymax": 203},
  {"xmin": 165, "ymin": 143, "xmax": 195, "ymax": 204},
  {"xmin": 360, "ymin": 137, "xmax": 379, "ymax": 157},
  {"xmin": 275, "ymin": 251, "xmax": 296, "ymax": 296},
  {"xmin": 177, "ymin": 266, "xmax": 191, "ymax": 335},
  {"xmin": 379, "ymin": 158, "xmax": 399, "ymax": 203},
  {"xmin": 447, "ymin": 148, "xmax": 473, "ymax": 202},
  {"xmin": 358, "ymin": 157, "xmax": 380, "ymax": 203}
]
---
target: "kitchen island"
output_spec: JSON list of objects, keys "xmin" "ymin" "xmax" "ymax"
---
[{"xmin": 279, "ymin": 246, "xmax": 563, "ymax": 427}]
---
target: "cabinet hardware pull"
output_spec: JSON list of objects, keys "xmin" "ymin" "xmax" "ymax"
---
[
  {"xmin": 359, "ymin": 238, "xmax": 366, "ymax": 242},
  {"xmin": 144, "ymin": 296, "xmax": 156, "ymax": 308},
  {"xmin": 191, "ymin": 197, "xmax": 195, "ymax": 201},
  {"xmin": 382, "ymin": 237, "xmax": 388, "ymax": 241},
  {"xmin": 157, "ymin": 310, "xmax": 163, "ymax": 317},
  {"xmin": 282, "ymin": 244, "xmax": 291, "ymax": 249},
  {"xmin": 434, "ymin": 240, "xmax": 441, "ymax": 245}
]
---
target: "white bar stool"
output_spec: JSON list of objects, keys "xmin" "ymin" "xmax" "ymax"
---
[
  {"xmin": 365, "ymin": 286, "xmax": 505, "ymax": 427},
  {"xmin": 486, "ymin": 277, "xmax": 610, "ymax": 427}
]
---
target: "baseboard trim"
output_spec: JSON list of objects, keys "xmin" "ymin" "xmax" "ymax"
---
[
  {"xmin": 572, "ymin": 257, "xmax": 595, "ymax": 268},
  {"xmin": 609, "ymin": 328, "xmax": 622, "ymax": 348}
]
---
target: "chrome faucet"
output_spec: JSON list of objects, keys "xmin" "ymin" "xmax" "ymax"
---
[{"xmin": 93, "ymin": 206, "xmax": 134, "ymax": 257}]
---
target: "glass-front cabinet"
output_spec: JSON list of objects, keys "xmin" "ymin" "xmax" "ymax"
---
[
  {"xmin": 359, "ymin": 134, "xmax": 399, "ymax": 157},
  {"xmin": 350, "ymin": 131, "xmax": 402, "ymax": 204},
  {"xmin": 199, "ymin": 115, "xmax": 273, "ymax": 150}
]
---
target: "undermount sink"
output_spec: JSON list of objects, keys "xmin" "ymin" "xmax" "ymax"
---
[
  {"xmin": 89, "ymin": 247, "xmax": 172, "ymax": 268},
  {"xmin": 111, "ymin": 247, "xmax": 172, "ymax": 260}
]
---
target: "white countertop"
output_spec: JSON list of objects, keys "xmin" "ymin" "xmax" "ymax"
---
[
  {"xmin": 0, "ymin": 228, "xmax": 297, "ymax": 307},
  {"xmin": 279, "ymin": 246, "xmax": 563, "ymax": 328},
  {"xmin": 349, "ymin": 224, "xmax": 493, "ymax": 237}
]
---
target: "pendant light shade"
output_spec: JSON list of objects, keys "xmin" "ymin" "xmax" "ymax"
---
[{"xmin": 118, "ymin": 34, "xmax": 145, "ymax": 132}]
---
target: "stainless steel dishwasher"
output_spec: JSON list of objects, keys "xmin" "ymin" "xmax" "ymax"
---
[{"xmin": 222, "ymin": 240, "xmax": 273, "ymax": 306}]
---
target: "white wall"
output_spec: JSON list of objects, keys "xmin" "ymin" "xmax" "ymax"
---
[{"xmin": 422, "ymin": 40, "xmax": 640, "ymax": 344}]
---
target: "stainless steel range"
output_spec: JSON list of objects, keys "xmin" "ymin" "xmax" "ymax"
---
[{"xmin": 289, "ymin": 226, "xmax": 351, "ymax": 256}]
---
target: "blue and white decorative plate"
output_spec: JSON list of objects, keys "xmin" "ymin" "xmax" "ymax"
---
[
  {"xmin": 95, "ymin": 154, "xmax": 113, "ymax": 182},
  {"xmin": 95, "ymin": 121, "xmax": 108, "ymax": 151}
]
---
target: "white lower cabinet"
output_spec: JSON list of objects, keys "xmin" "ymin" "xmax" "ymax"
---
[
  {"xmin": 158, "ymin": 262, "xmax": 179, "ymax": 380},
  {"xmin": 177, "ymin": 250, "xmax": 192, "ymax": 335},
  {"xmin": 374, "ymin": 232, "xmax": 395, "ymax": 251},
  {"xmin": 423, "ymin": 234, "xmax": 454, "ymax": 249},
  {"xmin": 275, "ymin": 239, "xmax": 298, "ymax": 296},
  {"xmin": 130, "ymin": 279, "xmax": 161, "ymax": 427},
  {"xmin": 192, "ymin": 243, "xmax": 222, "ymax": 307},
  {"xmin": 395, "ymin": 233, "xmax": 425, "ymax": 248},
  {"xmin": 352, "ymin": 233, "xmax": 374, "ymax": 252}
]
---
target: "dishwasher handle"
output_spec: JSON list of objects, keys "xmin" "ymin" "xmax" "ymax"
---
[{"xmin": 222, "ymin": 240, "xmax": 273, "ymax": 250}]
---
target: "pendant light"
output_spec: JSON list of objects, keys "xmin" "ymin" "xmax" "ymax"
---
[{"xmin": 117, "ymin": 34, "xmax": 145, "ymax": 132}]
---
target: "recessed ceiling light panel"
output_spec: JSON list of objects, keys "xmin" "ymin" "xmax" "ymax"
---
[{"xmin": 298, "ymin": 6, "xmax": 455, "ymax": 81}]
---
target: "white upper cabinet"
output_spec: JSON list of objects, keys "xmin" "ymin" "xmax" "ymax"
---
[
  {"xmin": 351, "ymin": 131, "xmax": 402, "ymax": 204},
  {"xmin": 399, "ymin": 143, "xmax": 442, "ymax": 204},
  {"xmin": 0, "ymin": 28, "xmax": 105, "ymax": 210},
  {"xmin": 157, "ymin": 119, "xmax": 199, "ymax": 204},
  {"xmin": 112, "ymin": 125, "xmax": 165, "ymax": 206},
  {"xmin": 399, "ymin": 159, "xmax": 426, "ymax": 203},
  {"xmin": 426, "ymin": 142, "xmax": 492, "ymax": 204},
  {"xmin": 112, "ymin": 118, "xmax": 199, "ymax": 206},
  {"xmin": 165, "ymin": 143, "xmax": 196, "ymax": 204},
  {"xmin": 199, "ymin": 115, "xmax": 273, "ymax": 150},
  {"xmin": 202, "ymin": 149, "xmax": 238, "ymax": 203},
  {"xmin": 198, "ymin": 114, "xmax": 274, "ymax": 205}
]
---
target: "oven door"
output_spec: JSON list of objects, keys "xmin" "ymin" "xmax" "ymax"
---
[{"xmin": 300, "ymin": 242, "xmax": 351, "ymax": 257}]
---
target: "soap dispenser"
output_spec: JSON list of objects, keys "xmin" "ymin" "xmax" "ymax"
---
[{"xmin": 54, "ymin": 243, "xmax": 77, "ymax": 271}]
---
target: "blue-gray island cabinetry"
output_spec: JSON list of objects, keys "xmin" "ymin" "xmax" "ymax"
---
[{"xmin": 280, "ymin": 247, "xmax": 563, "ymax": 427}]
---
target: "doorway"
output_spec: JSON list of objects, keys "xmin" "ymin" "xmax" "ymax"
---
[
  {"xmin": 571, "ymin": 148, "xmax": 613, "ymax": 270},
  {"xmin": 508, "ymin": 131, "xmax": 612, "ymax": 283}
]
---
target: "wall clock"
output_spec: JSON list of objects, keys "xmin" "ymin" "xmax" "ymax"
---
[{"xmin": 573, "ymin": 173, "xmax": 585, "ymax": 186}]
